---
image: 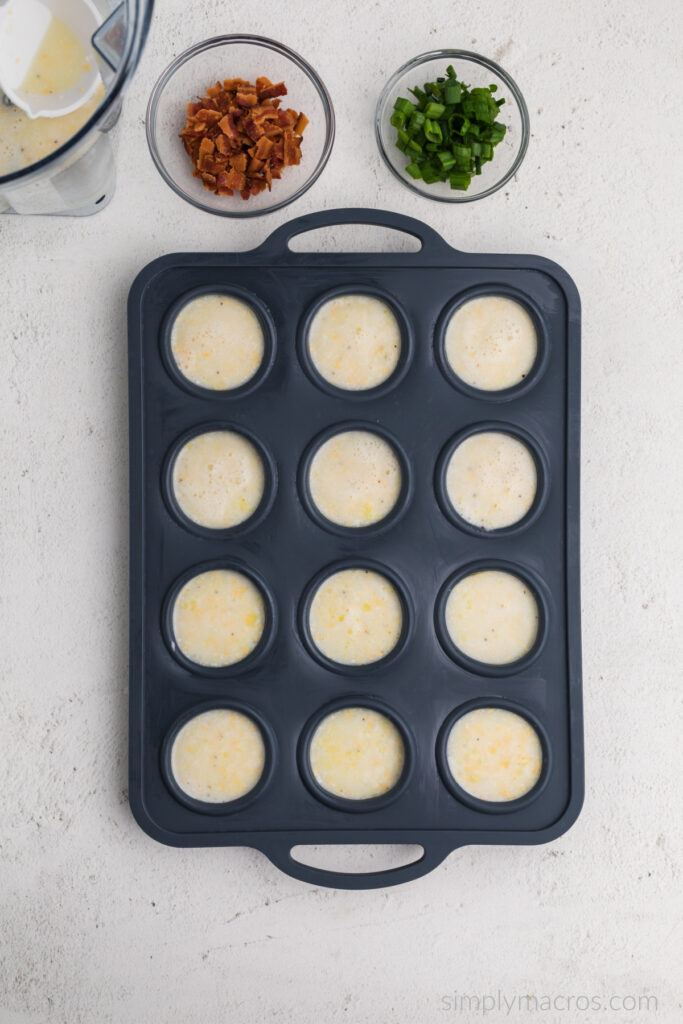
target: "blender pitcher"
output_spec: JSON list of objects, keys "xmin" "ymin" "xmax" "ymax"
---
[{"xmin": 0, "ymin": 0, "xmax": 153, "ymax": 215}]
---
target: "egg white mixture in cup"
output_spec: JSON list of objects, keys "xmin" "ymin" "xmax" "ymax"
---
[
  {"xmin": 171, "ymin": 708, "xmax": 266, "ymax": 804},
  {"xmin": 446, "ymin": 707, "xmax": 543, "ymax": 802},
  {"xmin": 445, "ymin": 430, "xmax": 537, "ymax": 530},
  {"xmin": 307, "ymin": 567, "xmax": 404, "ymax": 666},
  {"xmin": 171, "ymin": 568, "xmax": 266, "ymax": 668},
  {"xmin": 444, "ymin": 569, "xmax": 539, "ymax": 665},
  {"xmin": 172, "ymin": 430, "xmax": 265, "ymax": 530},
  {"xmin": 170, "ymin": 294, "xmax": 265, "ymax": 391},
  {"xmin": 444, "ymin": 295, "xmax": 537, "ymax": 391},
  {"xmin": 307, "ymin": 429, "xmax": 402, "ymax": 528},
  {"xmin": 308, "ymin": 707, "xmax": 405, "ymax": 801},
  {"xmin": 307, "ymin": 293, "xmax": 401, "ymax": 391}
]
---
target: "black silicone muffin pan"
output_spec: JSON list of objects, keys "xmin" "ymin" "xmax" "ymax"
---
[{"xmin": 128, "ymin": 208, "xmax": 583, "ymax": 889}]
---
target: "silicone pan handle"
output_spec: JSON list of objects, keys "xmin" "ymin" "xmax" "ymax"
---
[
  {"xmin": 254, "ymin": 207, "xmax": 455, "ymax": 262},
  {"xmin": 258, "ymin": 836, "xmax": 453, "ymax": 890}
]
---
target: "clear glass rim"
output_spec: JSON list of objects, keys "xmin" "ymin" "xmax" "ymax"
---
[
  {"xmin": 0, "ymin": 0, "xmax": 154, "ymax": 188},
  {"xmin": 375, "ymin": 48, "xmax": 530, "ymax": 204},
  {"xmin": 145, "ymin": 34, "xmax": 336, "ymax": 219}
]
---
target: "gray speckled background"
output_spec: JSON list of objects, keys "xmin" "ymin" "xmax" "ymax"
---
[{"xmin": 1, "ymin": 0, "xmax": 682, "ymax": 1021}]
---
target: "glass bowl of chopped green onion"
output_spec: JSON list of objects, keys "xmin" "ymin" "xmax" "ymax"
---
[{"xmin": 375, "ymin": 50, "xmax": 529, "ymax": 202}]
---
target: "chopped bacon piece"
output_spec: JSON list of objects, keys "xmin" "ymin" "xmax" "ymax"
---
[
  {"xmin": 254, "ymin": 136, "xmax": 274, "ymax": 160},
  {"xmin": 195, "ymin": 107, "xmax": 222, "ymax": 124},
  {"xmin": 222, "ymin": 77, "xmax": 250, "ymax": 90},
  {"xmin": 258, "ymin": 81, "xmax": 287, "ymax": 100},
  {"xmin": 243, "ymin": 118, "xmax": 264, "ymax": 142},
  {"xmin": 283, "ymin": 129, "xmax": 301, "ymax": 166},
  {"xmin": 217, "ymin": 113, "xmax": 239, "ymax": 140},
  {"xmin": 225, "ymin": 167, "xmax": 247, "ymax": 191},
  {"xmin": 179, "ymin": 76, "xmax": 307, "ymax": 200},
  {"xmin": 215, "ymin": 134, "xmax": 231, "ymax": 156},
  {"xmin": 252, "ymin": 106, "xmax": 280, "ymax": 124},
  {"xmin": 235, "ymin": 91, "xmax": 259, "ymax": 107}
]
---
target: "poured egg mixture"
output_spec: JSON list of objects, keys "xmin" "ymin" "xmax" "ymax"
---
[
  {"xmin": 446, "ymin": 707, "xmax": 542, "ymax": 802},
  {"xmin": 308, "ymin": 568, "xmax": 403, "ymax": 666},
  {"xmin": 172, "ymin": 569, "xmax": 265, "ymax": 668},
  {"xmin": 445, "ymin": 569, "xmax": 539, "ymax": 665},
  {"xmin": 445, "ymin": 295, "xmax": 537, "ymax": 391},
  {"xmin": 445, "ymin": 430, "xmax": 537, "ymax": 530},
  {"xmin": 308, "ymin": 294, "xmax": 401, "ymax": 391},
  {"xmin": 172, "ymin": 430, "xmax": 265, "ymax": 530},
  {"xmin": 309, "ymin": 707, "xmax": 405, "ymax": 800},
  {"xmin": 308, "ymin": 430, "xmax": 402, "ymax": 528},
  {"xmin": 170, "ymin": 293, "xmax": 265, "ymax": 391},
  {"xmin": 171, "ymin": 708, "xmax": 265, "ymax": 803}
]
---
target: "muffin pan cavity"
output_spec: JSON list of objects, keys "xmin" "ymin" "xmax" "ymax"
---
[
  {"xmin": 129, "ymin": 208, "xmax": 582, "ymax": 890},
  {"xmin": 435, "ymin": 560, "xmax": 548, "ymax": 676},
  {"xmin": 161, "ymin": 285, "xmax": 276, "ymax": 399},
  {"xmin": 162, "ymin": 701, "xmax": 276, "ymax": 815},
  {"xmin": 435, "ymin": 285, "xmax": 549, "ymax": 402},
  {"xmin": 162, "ymin": 560, "xmax": 277, "ymax": 678},
  {"xmin": 435, "ymin": 421, "xmax": 550, "ymax": 537},
  {"xmin": 298, "ymin": 286, "xmax": 413, "ymax": 398},
  {"xmin": 299, "ymin": 559, "xmax": 412, "ymax": 675},
  {"xmin": 298, "ymin": 698, "xmax": 414, "ymax": 811},
  {"xmin": 298, "ymin": 422, "xmax": 412, "ymax": 536},
  {"xmin": 163, "ymin": 423, "xmax": 277, "ymax": 539},
  {"xmin": 437, "ymin": 699, "xmax": 551, "ymax": 813}
]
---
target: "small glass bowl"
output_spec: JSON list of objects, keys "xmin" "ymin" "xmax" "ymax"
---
[
  {"xmin": 375, "ymin": 49, "xmax": 529, "ymax": 203},
  {"xmin": 146, "ymin": 35, "xmax": 335, "ymax": 217}
]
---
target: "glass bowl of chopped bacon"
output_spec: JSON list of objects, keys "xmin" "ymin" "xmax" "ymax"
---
[{"xmin": 146, "ymin": 35, "xmax": 335, "ymax": 217}]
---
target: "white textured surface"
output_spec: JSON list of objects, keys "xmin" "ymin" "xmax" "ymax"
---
[{"xmin": 1, "ymin": 0, "xmax": 682, "ymax": 1021}]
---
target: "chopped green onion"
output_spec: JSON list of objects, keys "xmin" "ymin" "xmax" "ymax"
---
[
  {"xmin": 444, "ymin": 84, "xmax": 462, "ymax": 104},
  {"xmin": 393, "ymin": 97, "xmax": 415, "ymax": 116},
  {"xmin": 449, "ymin": 172, "xmax": 472, "ymax": 190},
  {"xmin": 389, "ymin": 65, "xmax": 508, "ymax": 192},
  {"xmin": 423, "ymin": 118, "xmax": 443, "ymax": 144},
  {"xmin": 452, "ymin": 144, "xmax": 471, "ymax": 167},
  {"xmin": 423, "ymin": 101, "xmax": 446, "ymax": 119},
  {"xmin": 421, "ymin": 162, "xmax": 441, "ymax": 184},
  {"xmin": 450, "ymin": 115, "xmax": 470, "ymax": 136}
]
